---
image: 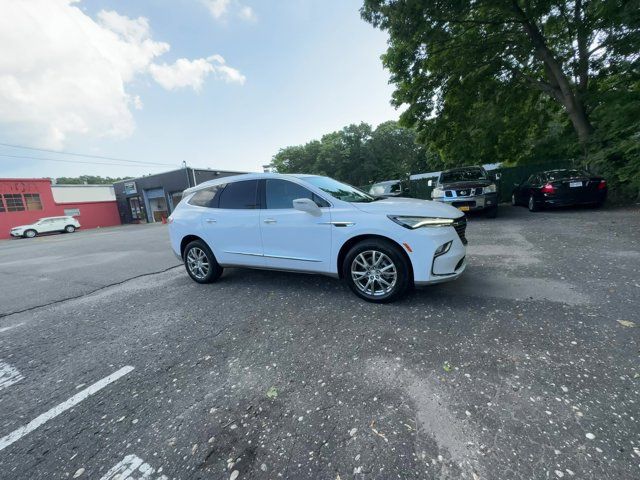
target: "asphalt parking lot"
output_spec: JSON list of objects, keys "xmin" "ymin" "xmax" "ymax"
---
[{"xmin": 0, "ymin": 206, "xmax": 638, "ymax": 480}]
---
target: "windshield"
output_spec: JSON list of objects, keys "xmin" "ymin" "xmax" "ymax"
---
[
  {"xmin": 440, "ymin": 168, "xmax": 487, "ymax": 183},
  {"xmin": 304, "ymin": 176, "xmax": 375, "ymax": 203},
  {"xmin": 369, "ymin": 182, "xmax": 400, "ymax": 196}
]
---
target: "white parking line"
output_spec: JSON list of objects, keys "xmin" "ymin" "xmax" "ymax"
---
[
  {"xmin": 0, "ymin": 323, "xmax": 25, "ymax": 333},
  {"xmin": 100, "ymin": 454, "xmax": 168, "ymax": 480},
  {"xmin": 0, "ymin": 361, "xmax": 24, "ymax": 391},
  {"xmin": 0, "ymin": 365, "xmax": 134, "ymax": 452}
]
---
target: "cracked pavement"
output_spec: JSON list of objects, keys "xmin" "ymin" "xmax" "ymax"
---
[{"xmin": 0, "ymin": 206, "xmax": 638, "ymax": 479}]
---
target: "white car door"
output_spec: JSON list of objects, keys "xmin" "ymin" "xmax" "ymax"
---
[
  {"xmin": 260, "ymin": 178, "xmax": 332, "ymax": 272},
  {"xmin": 199, "ymin": 179, "xmax": 264, "ymax": 267},
  {"xmin": 37, "ymin": 219, "xmax": 56, "ymax": 233},
  {"xmin": 53, "ymin": 218, "xmax": 66, "ymax": 231}
]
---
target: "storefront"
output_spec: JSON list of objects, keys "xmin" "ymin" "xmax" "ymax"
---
[
  {"xmin": 114, "ymin": 167, "xmax": 244, "ymax": 224},
  {"xmin": 0, "ymin": 179, "xmax": 121, "ymax": 239}
]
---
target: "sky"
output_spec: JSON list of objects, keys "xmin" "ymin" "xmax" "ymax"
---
[{"xmin": 0, "ymin": 0, "xmax": 399, "ymax": 179}]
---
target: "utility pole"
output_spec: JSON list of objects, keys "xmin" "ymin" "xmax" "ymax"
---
[{"xmin": 183, "ymin": 160, "xmax": 190, "ymax": 188}]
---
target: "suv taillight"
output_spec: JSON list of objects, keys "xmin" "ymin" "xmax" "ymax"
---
[
  {"xmin": 597, "ymin": 180, "xmax": 607, "ymax": 190},
  {"xmin": 541, "ymin": 183, "xmax": 555, "ymax": 193}
]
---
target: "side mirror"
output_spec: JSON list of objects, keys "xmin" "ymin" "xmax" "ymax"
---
[
  {"xmin": 293, "ymin": 198, "xmax": 322, "ymax": 216},
  {"xmin": 427, "ymin": 180, "xmax": 433, "ymax": 187}
]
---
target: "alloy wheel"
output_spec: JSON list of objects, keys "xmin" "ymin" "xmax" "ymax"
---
[
  {"xmin": 350, "ymin": 250, "xmax": 397, "ymax": 297},
  {"xmin": 186, "ymin": 247, "xmax": 210, "ymax": 280}
]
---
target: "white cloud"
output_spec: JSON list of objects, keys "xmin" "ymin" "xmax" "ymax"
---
[
  {"xmin": 202, "ymin": 0, "xmax": 256, "ymax": 22},
  {"xmin": 149, "ymin": 56, "xmax": 245, "ymax": 91},
  {"xmin": 201, "ymin": 0, "xmax": 231, "ymax": 19},
  {"xmin": 0, "ymin": 0, "xmax": 245, "ymax": 148},
  {"xmin": 238, "ymin": 6, "xmax": 257, "ymax": 22}
]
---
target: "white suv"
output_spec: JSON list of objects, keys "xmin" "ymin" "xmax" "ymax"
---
[
  {"xmin": 168, "ymin": 173, "xmax": 467, "ymax": 302},
  {"xmin": 10, "ymin": 216, "xmax": 81, "ymax": 238}
]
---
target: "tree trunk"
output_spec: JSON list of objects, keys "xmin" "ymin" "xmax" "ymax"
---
[{"xmin": 511, "ymin": 1, "xmax": 594, "ymax": 150}]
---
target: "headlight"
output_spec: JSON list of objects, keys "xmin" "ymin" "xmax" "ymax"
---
[
  {"xmin": 388, "ymin": 215, "xmax": 455, "ymax": 229},
  {"xmin": 431, "ymin": 187, "xmax": 444, "ymax": 198},
  {"xmin": 484, "ymin": 183, "xmax": 497, "ymax": 193}
]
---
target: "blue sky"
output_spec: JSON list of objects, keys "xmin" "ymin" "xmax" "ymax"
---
[{"xmin": 0, "ymin": 0, "xmax": 399, "ymax": 179}]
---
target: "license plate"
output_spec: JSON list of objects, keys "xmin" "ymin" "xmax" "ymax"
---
[
  {"xmin": 569, "ymin": 181, "xmax": 582, "ymax": 187},
  {"xmin": 458, "ymin": 206, "xmax": 470, "ymax": 212}
]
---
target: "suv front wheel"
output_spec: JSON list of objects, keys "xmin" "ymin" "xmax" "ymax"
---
[
  {"xmin": 343, "ymin": 239, "xmax": 411, "ymax": 303},
  {"xmin": 183, "ymin": 240, "xmax": 223, "ymax": 284}
]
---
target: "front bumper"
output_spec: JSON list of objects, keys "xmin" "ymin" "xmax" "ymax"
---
[
  {"xmin": 433, "ymin": 192, "xmax": 498, "ymax": 211},
  {"xmin": 10, "ymin": 231, "xmax": 23, "ymax": 237},
  {"xmin": 404, "ymin": 224, "xmax": 467, "ymax": 285}
]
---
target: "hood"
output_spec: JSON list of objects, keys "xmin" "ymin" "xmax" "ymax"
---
[
  {"xmin": 352, "ymin": 197, "xmax": 463, "ymax": 219},
  {"xmin": 11, "ymin": 225, "xmax": 31, "ymax": 230},
  {"xmin": 439, "ymin": 179, "xmax": 493, "ymax": 189}
]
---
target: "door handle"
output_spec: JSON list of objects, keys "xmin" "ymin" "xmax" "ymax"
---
[
  {"xmin": 263, "ymin": 218, "xmax": 277, "ymax": 224},
  {"xmin": 205, "ymin": 218, "xmax": 217, "ymax": 223}
]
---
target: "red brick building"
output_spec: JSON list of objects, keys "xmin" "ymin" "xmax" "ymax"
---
[{"xmin": 0, "ymin": 178, "xmax": 120, "ymax": 239}]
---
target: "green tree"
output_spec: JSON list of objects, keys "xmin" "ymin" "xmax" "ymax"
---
[
  {"xmin": 361, "ymin": 0, "xmax": 640, "ymax": 153},
  {"xmin": 54, "ymin": 175, "xmax": 131, "ymax": 184},
  {"xmin": 271, "ymin": 121, "xmax": 438, "ymax": 185}
]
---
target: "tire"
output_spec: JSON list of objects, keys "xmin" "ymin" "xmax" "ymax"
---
[
  {"xmin": 528, "ymin": 195, "xmax": 539, "ymax": 212},
  {"xmin": 485, "ymin": 206, "xmax": 498, "ymax": 218},
  {"xmin": 24, "ymin": 229, "xmax": 37, "ymax": 238},
  {"xmin": 65, "ymin": 225, "xmax": 76, "ymax": 233},
  {"xmin": 343, "ymin": 239, "xmax": 411, "ymax": 303},
  {"xmin": 183, "ymin": 240, "xmax": 223, "ymax": 284}
]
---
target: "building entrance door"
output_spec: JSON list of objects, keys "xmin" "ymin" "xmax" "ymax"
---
[{"xmin": 129, "ymin": 197, "xmax": 146, "ymax": 222}]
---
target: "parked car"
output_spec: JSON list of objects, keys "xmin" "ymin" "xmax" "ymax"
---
[
  {"xmin": 368, "ymin": 179, "xmax": 408, "ymax": 198},
  {"xmin": 168, "ymin": 173, "xmax": 467, "ymax": 303},
  {"xmin": 512, "ymin": 169, "xmax": 607, "ymax": 212},
  {"xmin": 430, "ymin": 166, "xmax": 499, "ymax": 217},
  {"xmin": 10, "ymin": 216, "xmax": 81, "ymax": 238}
]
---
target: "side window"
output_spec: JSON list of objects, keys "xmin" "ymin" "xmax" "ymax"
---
[
  {"xmin": 188, "ymin": 185, "xmax": 224, "ymax": 208},
  {"xmin": 218, "ymin": 180, "xmax": 258, "ymax": 209},
  {"xmin": 265, "ymin": 179, "xmax": 328, "ymax": 209}
]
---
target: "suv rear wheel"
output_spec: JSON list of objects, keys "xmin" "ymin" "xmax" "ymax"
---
[
  {"xmin": 343, "ymin": 239, "xmax": 411, "ymax": 303},
  {"xmin": 184, "ymin": 240, "xmax": 223, "ymax": 284}
]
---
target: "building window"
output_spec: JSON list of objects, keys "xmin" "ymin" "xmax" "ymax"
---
[
  {"xmin": 24, "ymin": 193, "xmax": 43, "ymax": 211},
  {"xmin": 0, "ymin": 196, "xmax": 5, "ymax": 213},
  {"xmin": 3, "ymin": 194, "xmax": 25, "ymax": 212}
]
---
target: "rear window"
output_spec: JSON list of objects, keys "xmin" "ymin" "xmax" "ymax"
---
[
  {"xmin": 188, "ymin": 185, "xmax": 225, "ymax": 208},
  {"xmin": 544, "ymin": 170, "xmax": 587, "ymax": 181},
  {"xmin": 218, "ymin": 180, "xmax": 259, "ymax": 209}
]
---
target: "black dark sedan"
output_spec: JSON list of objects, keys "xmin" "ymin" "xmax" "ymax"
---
[{"xmin": 512, "ymin": 169, "xmax": 607, "ymax": 212}]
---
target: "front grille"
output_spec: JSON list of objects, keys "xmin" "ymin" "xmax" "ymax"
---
[
  {"xmin": 452, "ymin": 200, "xmax": 476, "ymax": 208},
  {"xmin": 452, "ymin": 217, "xmax": 468, "ymax": 245}
]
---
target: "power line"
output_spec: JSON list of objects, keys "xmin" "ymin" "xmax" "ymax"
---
[
  {"xmin": 0, "ymin": 152, "xmax": 176, "ymax": 169},
  {"xmin": 0, "ymin": 141, "xmax": 175, "ymax": 167}
]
